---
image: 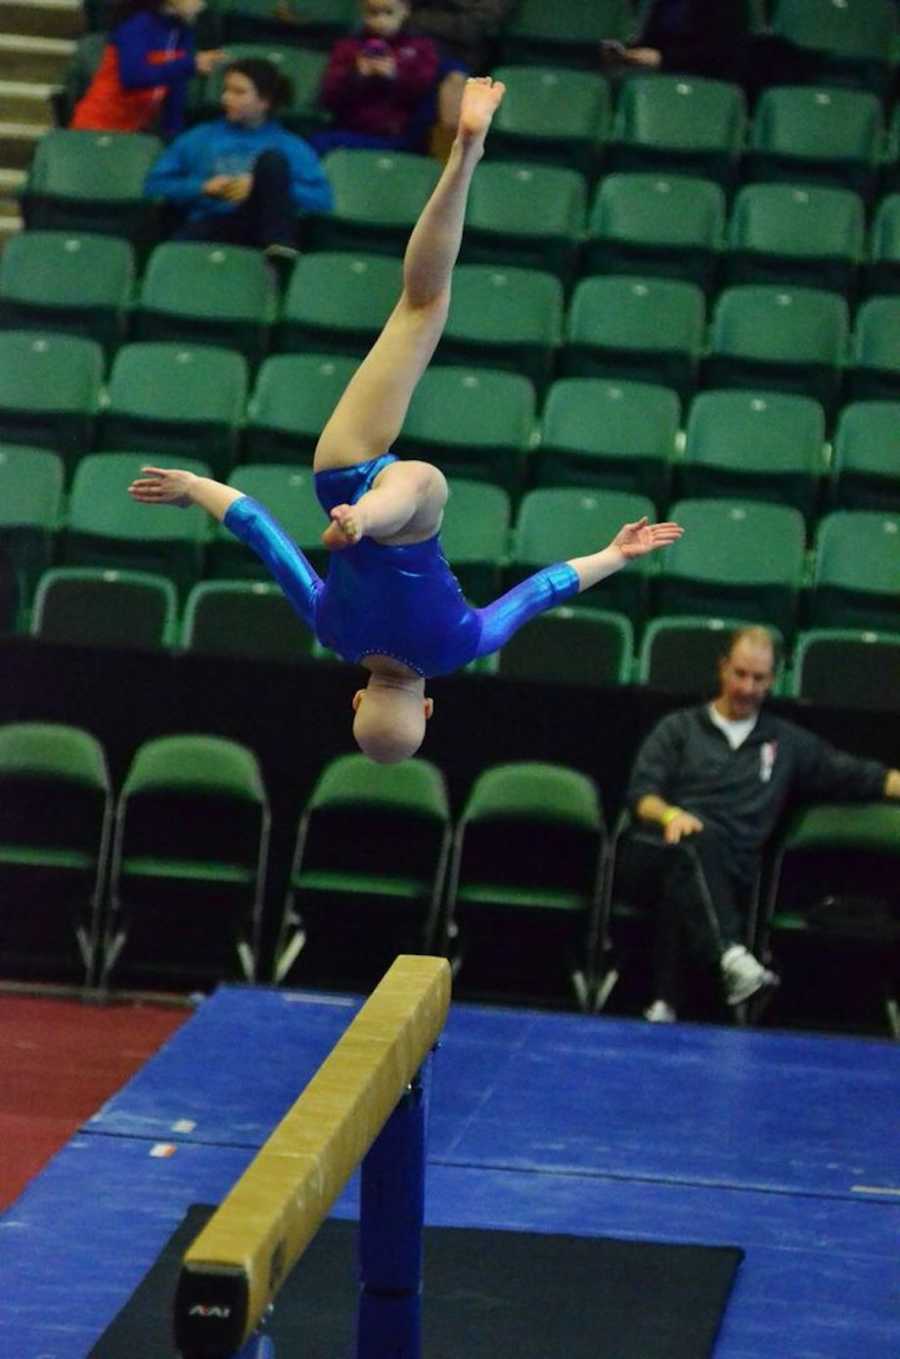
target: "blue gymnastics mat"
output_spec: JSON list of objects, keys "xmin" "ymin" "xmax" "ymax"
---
[
  {"xmin": 2, "ymin": 985, "xmax": 899, "ymax": 1358},
  {"xmin": 87, "ymin": 985, "xmax": 900, "ymax": 1202}
]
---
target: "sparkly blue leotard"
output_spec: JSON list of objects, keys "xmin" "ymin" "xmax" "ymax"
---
[{"xmin": 223, "ymin": 453, "xmax": 580, "ymax": 677}]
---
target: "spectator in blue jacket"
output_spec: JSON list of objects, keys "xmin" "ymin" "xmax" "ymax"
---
[{"xmin": 145, "ymin": 57, "xmax": 333, "ymax": 259}]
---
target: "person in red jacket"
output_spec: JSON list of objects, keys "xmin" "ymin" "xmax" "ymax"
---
[
  {"xmin": 70, "ymin": 0, "xmax": 226, "ymax": 139},
  {"xmin": 311, "ymin": 0, "xmax": 441, "ymax": 153}
]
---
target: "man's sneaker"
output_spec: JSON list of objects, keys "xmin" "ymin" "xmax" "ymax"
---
[
  {"xmin": 643, "ymin": 999, "xmax": 677, "ymax": 1023},
  {"xmin": 721, "ymin": 944, "xmax": 779, "ymax": 1006}
]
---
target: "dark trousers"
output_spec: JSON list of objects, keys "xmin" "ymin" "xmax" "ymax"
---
[
  {"xmin": 617, "ymin": 826, "xmax": 756, "ymax": 1010},
  {"xmin": 173, "ymin": 150, "xmax": 297, "ymax": 249}
]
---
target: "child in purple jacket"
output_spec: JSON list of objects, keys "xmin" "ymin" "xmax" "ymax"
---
[{"xmin": 312, "ymin": 0, "xmax": 441, "ymax": 153}]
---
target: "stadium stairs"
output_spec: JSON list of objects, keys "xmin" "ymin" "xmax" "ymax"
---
[{"xmin": 0, "ymin": 0, "xmax": 81, "ymax": 244}]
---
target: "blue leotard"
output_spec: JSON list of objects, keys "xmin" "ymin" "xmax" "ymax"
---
[{"xmin": 223, "ymin": 453, "xmax": 580, "ymax": 677}]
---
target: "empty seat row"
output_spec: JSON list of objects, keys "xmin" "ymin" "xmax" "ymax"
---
[
  {"xmin": 6, "ymin": 257, "xmax": 900, "ymax": 418},
  {"xmin": 24, "ymin": 561, "xmax": 900, "ymax": 718},
  {"xmin": 3, "ymin": 335, "xmax": 899, "ymax": 530},
  {"xmin": 0, "ymin": 725, "xmax": 605, "ymax": 1007}
]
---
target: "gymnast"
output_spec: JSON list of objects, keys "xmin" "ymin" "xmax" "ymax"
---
[{"xmin": 130, "ymin": 77, "xmax": 683, "ymax": 763}]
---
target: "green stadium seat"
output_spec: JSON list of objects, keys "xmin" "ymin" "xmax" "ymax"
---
[
  {"xmin": 222, "ymin": 0, "xmax": 355, "ymax": 47},
  {"xmin": 658, "ymin": 498, "xmax": 807, "ymax": 637},
  {"xmin": 461, "ymin": 160, "xmax": 587, "ymax": 283},
  {"xmin": 274, "ymin": 754, "xmax": 451, "ymax": 987},
  {"xmin": 534, "ymin": 377, "xmax": 680, "ymax": 505},
  {"xmin": 725, "ymin": 184, "xmax": 865, "ymax": 297},
  {"xmin": 311, "ymin": 150, "xmax": 440, "ymax": 255},
  {"xmin": 101, "ymin": 342, "xmax": 248, "ymax": 481},
  {"xmin": 181, "ymin": 579, "xmax": 318, "ymax": 663},
  {"xmin": 64, "ymin": 452, "xmax": 211, "ymax": 596},
  {"xmin": 848, "ymin": 296, "xmax": 900, "ymax": 401},
  {"xmin": 771, "ymin": 0, "xmax": 896, "ymax": 96},
  {"xmin": 488, "ymin": 66, "xmax": 611, "ymax": 177},
  {"xmin": 562, "ymin": 275, "xmax": 706, "ymax": 400},
  {"xmin": 208, "ymin": 463, "xmax": 325, "ymax": 580},
  {"xmin": 245, "ymin": 352, "xmax": 358, "ymax": 464},
  {"xmin": 0, "ymin": 232, "xmax": 135, "ymax": 352},
  {"xmin": 705, "ymin": 285, "xmax": 849, "ymax": 416},
  {"xmin": 510, "ymin": 487, "xmax": 657, "ymax": 625},
  {"xmin": 0, "ymin": 445, "xmax": 64, "ymax": 608},
  {"xmin": 278, "ymin": 251, "xmax": 403, "ymax": 357},
  {"xmin": 746, "ymin": 86, "xmax": 883, "ymax": 198},
  {"xmin": 30, "ymin": 567, "xmax": 178, "ymax": 650},
  {"xmin": 0, "ymin": 721, "xmax": 112, "ymax": 985},
  {"xmin": 394, "ymin": 365, "xmax": 536, "ymax": 495},
  {"xmin": 102, "ymin": 734, "xmax": 270, "ymax": 989},
  {"xmin": 809, "ymin": 509, "xmax": 900, "ymax": 631},
  {"xmin": 760, "ymin": 800, "xmax": 900, "ymax": 1036},
  {"xmin": 882, "ymin": 103, "xmax": 900, "ymax": 195},
  {"xmin": 442, "ymin": 761, "xmax": 607, "ymax": 1009},
  {"xmin": 136, "ymin": 242, "xmax": 277, "ymax": 366},
  {"xmin": 0, "ymin": 331, "xmax": 104, "ymax": 478},
  {"xmin": 790, "ymin": 626, "xmax": 900, "ymax": 709},
  {"xmin": 638, "ymin": 615, "xmax": 785, "ymax": 696},
  {"xmin": 830, "ymin": 401, "xmax": 900, "ymax": 512},
  {"xmin": 438, "ymin": 265, "xmax": 564, "ymax": 393},
  {"xmin": 680, "ymin": 390, "xmax": 827, "ymax": 519},
  {"xmin": 439, "ymin": 477, "xmax": 510, "ymax": 605},
  {"xmin": 499, "ymin": 0, "xmax": 632, "ymax": 67},
  {"xmin": 496, "ymin": 606, "xmax": 633, "ymax": 688},
  {"xmin": 584, "ymin": 173, "xmax": 725, "ymax": 292},
  {"xmin": 22, "ymin": 129, "xmax": 162, "ymax": 246},
  {"xmin": 865, "ymin": 194, "xmax": 900, "ymax": 296},
  {"xmin": 611, "ymin": 76, "xmax": 747, "ymax": 186},
  {"xmin": 191, "ymin": 44, "xmax": 330, "ymax": 135}
]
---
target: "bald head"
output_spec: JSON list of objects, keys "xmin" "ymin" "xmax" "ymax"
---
[{"xmin": 352, "ymin": 676, "xmax": 433, "ymax": 764}]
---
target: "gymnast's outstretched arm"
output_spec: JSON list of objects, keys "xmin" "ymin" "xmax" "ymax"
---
[
  {"xmin": 128, "ymin": 466, "xmax": 324, "ymax": 633},
  {"xmin": 475, "ymin": 516, "xmax": 683, "ymax": 658}
]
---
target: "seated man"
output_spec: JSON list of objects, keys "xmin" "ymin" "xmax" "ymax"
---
[
  {"xmin": 130, "ymin": 78, "xmax": 682, "ymax": 765},
  {"xmin": 620, "ymin": 626, "xmax": 900, "ymax": 1022},
  {"xmin": 144, "ymin": 56, "xmax": 333, "ymax": 259}
]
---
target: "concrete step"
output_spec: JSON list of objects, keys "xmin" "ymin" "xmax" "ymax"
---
[
  {"xmin": 0, "ymin": 211, "xmax": 20, "ymax": 246},
  {"xmin": 0, "ymin": 0, "xmax": 84, "ymax": 41},
  {"xmin": 0, "ymin": 80, "xmax": 56, "ymax": 125},
  {"xmin": 0, "ymin": 119, "xmax": 46, "ymax": 168},
  {"xmin": 0, "ymin": 34, "xmax": 74, "ymax": 86},
  {"xmin": 0, "ymin": 166, "xmax": 24, "ymax": 239}
]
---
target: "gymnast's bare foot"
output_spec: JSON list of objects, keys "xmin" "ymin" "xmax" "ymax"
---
[
  {"xmin": 322, "ymin": 503, "xmax": 363, "ymax": 550},
  {"xmin": 458, "ymin": 76, "xmax": 505, "ymax": 149}
]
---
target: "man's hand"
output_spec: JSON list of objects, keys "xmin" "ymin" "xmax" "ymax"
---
[
  {"xmin": 128, "ymin": 467, "xmax": 197, "ymax": 509},
  {"xmin": 663, "ymin": 809, "xmax": 704, "ymax": 845},
  {"xmin": 612, "ymin": 517, "xmax": 683, "ymax": 560}
]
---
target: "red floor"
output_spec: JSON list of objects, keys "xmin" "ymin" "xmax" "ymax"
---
[{"xmin": 0, "ymin": 994, "xmax": 188, "ymax": 1212}]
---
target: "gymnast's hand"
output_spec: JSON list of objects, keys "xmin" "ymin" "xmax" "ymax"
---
[
  {"xmin": 611, "ymin": 517, "xmax": 683, "ymax": 560},
  {"xmin": 128, "ymin": 466, "xmax": 197, "ymax": 509}
]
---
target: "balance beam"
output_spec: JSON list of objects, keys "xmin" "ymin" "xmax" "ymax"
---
[{"xmin": 174, "ymin": 955, "xmax": 452, "ymax": 1358}]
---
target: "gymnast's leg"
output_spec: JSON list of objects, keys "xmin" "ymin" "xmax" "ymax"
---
[{"xmin": 313, "ymin": 76, "xmax": 506, "ymax": 551}]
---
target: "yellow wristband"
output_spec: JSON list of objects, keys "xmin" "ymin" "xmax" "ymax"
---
[{"xmin": 660, "ymin": 807, "xmax": 683, "ymax": 827}]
